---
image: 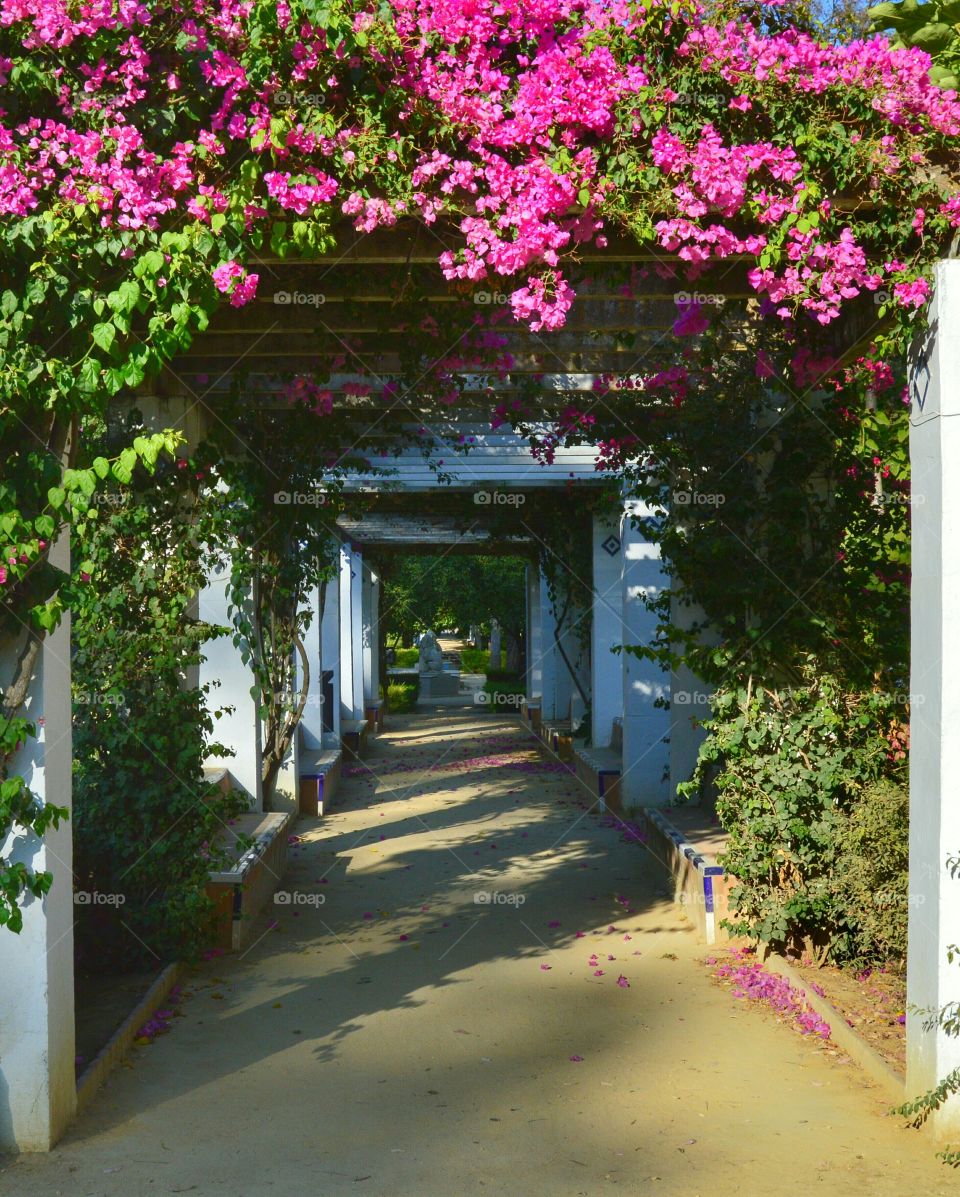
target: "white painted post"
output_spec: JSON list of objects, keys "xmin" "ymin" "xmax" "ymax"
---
[
  {"xmin": 361, "ymin": 563, "xmax": 380, "ymax": 704},
  {"xmin": 620, "ymin": 501, "xmax": 670, "ymax": 808},
  {"xmin": 199, "ymin": 557, "xmax": 262, "ymax": 808},
  {"xmin": 339, "ymin": 543, "xmax": 364, "ymax": 724},
  {"xmin": 297, "ymin": 581, "xmax": 325, "ymax": 751},
  {"xmin": 526, "ymin": 565, "xmax": 543, "ymax": 702},
  {"xmin": 321, "ymin": 563, "xmax": 341, "ymax": 742},
  {"xmin": 0, "ymin": 535, "xmax": 76, "ymax": 1151},
  {"xmin": 591, "ymin": 512, "xmax": 624, "ymax": 748},
  {"xmin": 489, "ymin": 620, "xmax": 502, "ymax": 670},
  {"xmin": 907, "ymin": 258, "xmax": 960, "ymax": 1134},
  {"xmin": 538, "ymin": 569, "xmax": 558, "ymax": 720}
]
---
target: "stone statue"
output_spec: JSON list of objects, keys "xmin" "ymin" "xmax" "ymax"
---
[{"xmin": 418, "ymin": 629, "xmax": 444, "ymax": 674}]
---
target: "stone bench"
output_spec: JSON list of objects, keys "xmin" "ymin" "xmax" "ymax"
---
[
  {"xmin": 573, "ymin": 744, "xmax": 623, "ymax": 811},
  {"xmin": 641, "ymin": 807, "xmax": 735, "ymax": 946},
  {"xmin": 298, "ymin": 745, "xmax": 343, "ymax": 817},
  {"xmin": 341, "ymin": 718, "xmax": 369, "ymax": 759},
  {"xmin": 206, "ymin": 811, "xmax": 293, "ymax": 952},
  {"xmin": 538, "ymin": 719, "xmax": 574, "ymax": 762}
]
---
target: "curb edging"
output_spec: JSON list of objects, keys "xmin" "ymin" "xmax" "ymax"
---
[
  {"xmin": 763, "ymin": 953, "xmax": 905, "ymax": 1104},
  {"xmin": 76, "ymin": 961, "xmax": 185, "ymax": 1114}
]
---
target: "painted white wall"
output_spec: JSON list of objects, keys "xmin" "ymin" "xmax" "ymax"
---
[
  {"xmin": 591, "ymin": 513, "xmax": 623, "ymax": 748},
  {"xmin": 538, "ymin": 569, "xmax": 558, "ymax": 720},
  {"xmin": 339, "ymin": 544, "xmax": 364, "ymax": 723},
  {"xmin": 907, "ymin": 258, "xmax": 960, "ymax": 1134},
  {"xmin": 321, "ymin": 563, "xmax": 341, "ymax": 742},
  {"xmin": 297, "ymin": 581, "xmax": 325, "ymax": 751},
  {"xmin": 361, "ymin": 563, "xmax": 381, "ymax": 704},
  {"xmin": 199, "ymin": 558, "xmax": 262, "ymax": 808},
  {"xmin": 669, "ymin": 593, "xmax": 717, "ymax": 798},
  {"xmin": 620, "ymin": 501, "xmax": 670, "ymax": 808},
  {"xmin": 526, "ymin": 565, "xmax": 543, "ymax": 701},
  {"xmin": 0, "ymin": 535, "xmax": 76, "ymax": 1151}
]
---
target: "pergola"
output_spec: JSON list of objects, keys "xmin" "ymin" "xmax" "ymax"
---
[{"xmin": 1, "ymin": 223, "xmax": 956, "ymax": 1153}]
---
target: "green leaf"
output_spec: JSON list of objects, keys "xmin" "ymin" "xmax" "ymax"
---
[{"xmin": 92, "ymin": 323, "xmax": 116, "ymax": 353}]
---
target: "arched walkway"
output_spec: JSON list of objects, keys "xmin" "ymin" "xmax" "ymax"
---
[{"xmin": 0, "ymin": 710, "xmax": 950, "ymax": 1195}]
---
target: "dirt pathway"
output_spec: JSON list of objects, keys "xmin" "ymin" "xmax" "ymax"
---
[{"xmin": 1, "ymin": 710, "xmax": 952, "ymax": 1196}]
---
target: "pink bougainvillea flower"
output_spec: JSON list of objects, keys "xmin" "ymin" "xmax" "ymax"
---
[
  {"xmin": 672, "ymin": 299, "xmax": 711, "ymax": 337},
  {"xmin": 540, "ymin": 963, "xmax": 552, "ymax": 971},
  {"xmin": 548, "ymin": 920, "xmax": 561, "ymax": 927},
  {"xmin": 570, "ymin": 1054, "xmax": 584, "ymax": 1062},
  {"xmin": 617, "ymin": 974, "xmax": 630, "ymax": 988}
]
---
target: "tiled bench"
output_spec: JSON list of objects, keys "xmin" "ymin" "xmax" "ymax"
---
[
  {"xmin": 641, "ymin": 807, "xmax": 735, "ymax": 945},
  {"xmin": 298, "ymin": 745, "xmax": 343, "ymax": 816},
  {"xmin": 573, "ymin": 744, "xmax": 623, "ymax": 811},
  {"xmin": 364, "ymin": 699, "xmax": 384, "ymax": 732},
  {"xmin": 206, "ymin": 811, "xmax": 292, "ymax": 952},
  {"xmin": 341, "ymin": 718, "xmax": 369, "ymax": 759},
  {"xmin": 539, "ymin": 719, "xmax": 574, "ymax": 762},
  {"xmin": 521, "ymin": 698, "xmax": 542, "ymax": 732}
]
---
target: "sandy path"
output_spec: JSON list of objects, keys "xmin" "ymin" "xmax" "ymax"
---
[{"xmin": 1, "ymin": 709, "xmax": 952, "ymax": 1196}]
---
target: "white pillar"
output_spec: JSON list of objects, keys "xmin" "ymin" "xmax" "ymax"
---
[
  {"xmin": 339, "ymin": 544, "xmax": 364, "ymax": 723},
  {"xmin": 321, "ymin": 565, "xmax": 341, "ymax": 741},
  {"xmin": 362, "ymin": 563, "xmax": 381, "ymax": 704},
  {"xmin": 297, "ymin": 581, "xmax": 325, "ymax": 751},
  {"xmin": 907, "ymin": 258, "xmax": 960, "ymax": 1134},
  {"xmin": 620, "ymin": 502, "xmax": 670, "ymax": 808},
  {"xmin": 199, "ymin": 557, "xmax": 262, "ymax": 808},
  {"xmin": 0, "ymin": 536, "xmax": 76, "ymax": 1151},
  {"xmin": 538, "ymin": 570, "xmax": 559, "ymax": 720},
  {"xmin": 489, "ymin": 620, "xmax": 502, "ymax": 670},
  {"xmin": 591, "ymin": 513, "xmax": 624, "ymax": 748},
  {"xmin": 526, "ymin": 566, "xmax": 543, "ymax": 700}
]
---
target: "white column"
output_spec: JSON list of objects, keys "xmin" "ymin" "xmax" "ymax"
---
[
  {"xmin": 321, "ymin": 565, "xmax": 341, "ymax": 741},
  {"xmin": 339, "ymin": 543, "xmax": 364, "ymax": 723},
  {"xmin": 489, "ymin": 620, "xmax": 502, "ymax": 670},
  {"xmin": 361, "ymin": 563, "xmax": 380, "ymax": 704},
  {"xmin": 0, "ymin": 536, "xmax": 75, "ymax": 1151},
  {"xmin": 526, "ymin": 566, "xmax": 543, "ymax": 700},
  {"xmin": 591, "ymin": 513, "xmax": 624, "ymax": 748},
  {"xmin": 620, "ymin": 502, "xmax": 670, "ymax": 808},
  {"xmin": 199, "ymin": 557, "xmax": 262, "ymax": 808},
  {"xmin": 538, "ymin": 570, "xmax": 559, "ymax": 720},
  {"xmin": 297, "ymin": 581, "xmax": 325, "ymax": 751},
  {"xmin": 907, "ymin": 258, "xmax": 960, "ymax": 1134}
]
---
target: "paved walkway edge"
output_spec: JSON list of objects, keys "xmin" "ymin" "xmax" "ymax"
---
[
  {"xmin": 76, "ymin": 961, "xmax": 186, "ymax": 1115},
  {"xmin": 764, "ymin": 953, "xmax": 906, "ymax": 1105}
]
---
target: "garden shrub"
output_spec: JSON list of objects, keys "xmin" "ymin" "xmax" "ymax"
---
[
  {"xmin": 679, "ymin": 671, "xmax": 906, "ymax": 962},
  {"xmin": 72, "ymin": 457, "xmax": 243, "ymax": 968},
  {"xmin": 459, "ymin": 647, "xmax": 490, "ymax": 673},
  {"xmin": 386, "ymin": 681, "xmax": 418, "ymax": 712},
  {"xmin": 482, "ymin": 675, "xmax": 526, "ymax": 709},
  {"xmin": 392, "ymin": 648, "xmax": 419, "ymax": 668},
  {"xmin": 833, "ymin": 778, "xmax": 910, "ymax": 969}
]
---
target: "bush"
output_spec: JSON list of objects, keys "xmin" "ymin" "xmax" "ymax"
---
[
  {"xmin": 386, "ymin": 681, "xmax": 418, "ymax": 712},
  {"xmin": 459, "ymin": 647, "xmax": 489, "ymax": 673},
  {"xmin": 485, "ymin": 668, "xmax": 519, "ymax": 683},
  {"xmin": 679, "ymin": 671, "xmax": 906, "ymax": 962},
  {"xmin": 833, "ymin": 779, "xmax": 909, "ymax": 969},
  {"xmin": 482, "ymin": 675, "xmax": 526, "ymax": 709},
  {"xmin": 392, "ymin": 647, "xmax": 419, "ymax": 668}
]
